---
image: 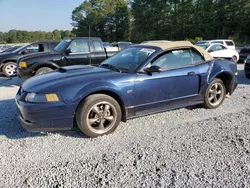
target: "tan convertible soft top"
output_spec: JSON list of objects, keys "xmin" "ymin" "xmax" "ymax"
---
[{"xmin": 140, "ymin": 41, "xmax": 214, "ymax": 61}]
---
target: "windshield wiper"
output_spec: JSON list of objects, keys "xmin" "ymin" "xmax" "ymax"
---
[{"xmin": 100, "ymin": 64, "xmax": 123, "ymax": 72}]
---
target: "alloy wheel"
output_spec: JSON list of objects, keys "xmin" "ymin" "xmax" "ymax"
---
[
  {"xmin": 86, "ymin": 102, "xmax": 117, "ymax": 134},
  {"xmin": 208, "ymin": 82, "xmax": 224, "ymax": 106},
  {"xmin": 5, "ymin": 64, "xmax": 17, "ymax": 76}
]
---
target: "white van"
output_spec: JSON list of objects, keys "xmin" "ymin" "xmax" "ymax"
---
[{"xmin": 196, "ymin": 40, "xmax": 235, "ymax": 50}]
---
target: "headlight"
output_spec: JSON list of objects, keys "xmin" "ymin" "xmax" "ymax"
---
[{"xmin": 25, "ymin": 92, "xmax": 60, "ymax": 103}]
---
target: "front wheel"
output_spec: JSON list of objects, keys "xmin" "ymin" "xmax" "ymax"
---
[
  {"xmin": 35, "ymin": 67, "xmax": 53, "ymax": 76},
  {"xmin": 2, "ymin": 62, "xmax": 17, "ymax": 77},
  {"xmin": 76, "ymin": 94, "xmax": 122, "ymax": 138},
  {"xmin": 204, "ymin": 78, "xmax": 226, "ymax": 109}
]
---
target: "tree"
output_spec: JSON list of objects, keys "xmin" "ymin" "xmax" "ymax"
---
[
  {"xmin": 52, "ymin": 29, "xmax": 61, "ymax": 41},
  {"xmin": 71, "ymin": 0, "xmax": 131, "ymax": 41}
]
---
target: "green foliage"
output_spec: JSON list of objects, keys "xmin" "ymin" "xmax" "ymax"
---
[
  {"xmin": 71, "ymin": 0, "xmax": 131, "ymax": 41},
  {"xmin": 0, "ymin": 30, "xmax": 74, "ymax": 44},
  {"xmin": 71, "ymin": 0, "xmax": 250, "ymax": 44}
]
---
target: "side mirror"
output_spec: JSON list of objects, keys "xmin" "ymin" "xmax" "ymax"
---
[
  {"xmin": 143, "ymin": 65, "xmax": 162, "ymax": 75},
  {"xmin": 208, "ymin": 49, "xmax": 213, "ymax": 53},
  {"xmin": 65, "ymin": 48, "xmax": 72, "ymax": 55},
  {"xmin": 21, "ymin": 51, "xmax": 26, "ymax": 55}
]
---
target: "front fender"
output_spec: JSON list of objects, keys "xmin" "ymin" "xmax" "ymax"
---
[
  {"xmin": 74, "ymin": 81, "xmax": 126, "ymax": 105},
  {"xmin": 30, "ymin": 61, "xmax": 60, "ymax": 71}
]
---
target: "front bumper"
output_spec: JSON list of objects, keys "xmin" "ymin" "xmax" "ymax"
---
[{"xmin": 16, "ymin": 91, "xmax": 76, "ymax": 132}]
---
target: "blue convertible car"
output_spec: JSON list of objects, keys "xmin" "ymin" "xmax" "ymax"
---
[{"xmin": 16, "ymin": 41, "xmax": 238, "ymax": 137}]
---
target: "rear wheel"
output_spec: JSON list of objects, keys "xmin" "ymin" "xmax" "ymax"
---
[
  {"xmin": 76, "ymin": 94, "xmax": 122, "ymax": 138},
  {"xmin": 204, "ymin": 78, "xmax": 226, "ymax": 109},
  {"xmin": 35, "ymin": 67, "xmax": 53, "ymax": 76},
  {"xmin": 2, "ymin": 62, "xmax": 17, "ymax": 77}
]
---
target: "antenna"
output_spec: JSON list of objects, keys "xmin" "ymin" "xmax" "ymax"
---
[{"xmin": 89, "ymin": 25, "xmax": 92, "ymax": 65}]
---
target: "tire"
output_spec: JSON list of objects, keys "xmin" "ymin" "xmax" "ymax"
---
[
  {"xmin": 204, "ymin": 78, "xmax": 226, "ymax": 109},
  {"xmin": 2, "ymin": 62, "xmax": 17, "ymax": 77},
  {"xmin": 76, "ymin": 94, "xmax": 122, "ymax": 138},
  {"xmin": 232, "ymin": 56, "xmax": 237, "ymax": 64},
  {"xmin": 35, "ymin": 67, "xmax": 53, "ymax": 76}
]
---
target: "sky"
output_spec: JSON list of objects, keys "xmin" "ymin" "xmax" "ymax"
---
[{"xmin": 0, "ymin": 0, "xmax": 84, "ymax": 32}]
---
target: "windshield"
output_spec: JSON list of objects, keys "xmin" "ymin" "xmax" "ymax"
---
[
  {"xmin": 53, "ymin": 39, "xmax": 71, "ymax": 52},
  {"xmin": 196, "ymin": 44, "xmax": 210, "ymax": 50},
  {"xmin": 196, "ymin": 41, "xmax": 208, "ymax": 45},
  {"xmin": 101, "ymin": 47, "xmax": 156, "ymax": 72}
]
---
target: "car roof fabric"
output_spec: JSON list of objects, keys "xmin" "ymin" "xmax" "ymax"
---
[{"xmin": 139, "ymin": 41, "xmax": 214, "ymax": 61}]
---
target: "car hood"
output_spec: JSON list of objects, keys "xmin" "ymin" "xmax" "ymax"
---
[
  {"xmin": 19, "ymin": 51, "xmax": 60, "ymax": 63},
  {"xmin": 22, "ymin": 65, "xmax": 121, "ymax": 92}
]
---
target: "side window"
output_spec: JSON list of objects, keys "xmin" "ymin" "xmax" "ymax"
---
[
  {"xmin": 68, "ymin": 39, "xmax": 89, "ymax": 53},
  {"xmin": 225, "ymin": 41, "xmax": 234, "ymax": 46},
  {"xmin": 209, "ymin": 45, "xmax": 222, "ymax": 52},
  {"xmin": 190, "ymin": 50, "xmax": 204, "ymax": 64},
  {"xmin": 152, "ymin": 49, "xmax": 192, "ymax": 70},
  {"xmin": 23, "ymin": 44, "xmax": 43, "ymax": 54},
  {"xmin": 93, "ymin": 40, "xmax": 103, "ymax": 52}
]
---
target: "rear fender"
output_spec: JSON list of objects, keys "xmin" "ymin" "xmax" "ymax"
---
[{"xmin": 205, "ymin": 60, "xmax": 237, "ymax": 94}]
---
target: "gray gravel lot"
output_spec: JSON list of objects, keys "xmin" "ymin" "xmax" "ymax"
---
[{"xmin": 0, "ymin": 65, "xmax": 250, "ymax": 187}]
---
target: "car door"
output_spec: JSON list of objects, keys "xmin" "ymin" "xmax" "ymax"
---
[
  {"xmin": 65, "ymin": 39, "xmax": 91, "ymax": 66},
  {"xmin": 133, "ymin": 49, "xmax": 201, "ymax": 114},
  {"xmin": 90, "ymin": 40, "xmax": 107, "ymax": 65}
]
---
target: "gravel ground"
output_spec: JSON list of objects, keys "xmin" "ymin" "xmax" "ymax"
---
[{"xmin": 0, "ymin": 65, "xmax": 250, "ymax": 187}]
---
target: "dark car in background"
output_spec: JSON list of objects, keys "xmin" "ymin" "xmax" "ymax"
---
[
  {"xmin": 1, "ymin": 46, "xmax": 23, "ymax": 53},
  {"xmin": 17, "ymin": 37, "xmax": 116, "ymax": 80},
  {"xmin": 244, "ymin": 55, "xmax": 250, "ymax": 78},
  {"xmin": 0, "ymin": 41, "xmax": 58, "ymax": 77},
  {"xmin": 239, "ymin": 46, "xmax": 250, "ymax": 63},
  {"xmin": 16, "ymin": 41, "xmax": 238, "ymax": 138}
]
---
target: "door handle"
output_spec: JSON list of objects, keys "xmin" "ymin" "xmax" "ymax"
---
[{"xmin": 188, "ymin": 72, "xmax": 195, "ymax": 76}]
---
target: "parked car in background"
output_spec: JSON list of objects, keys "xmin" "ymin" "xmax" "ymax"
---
[
  {"xmin": 17, "ymin": 37, "xmax": 116, "ymax": 80},
  {"xmin": 16, "ymin": 41, "xmax": 238, "ymax": 138},
  {"xmin": 0, "ymin": 41, "xmax": 59, "ymax": 77},
  {"xmin": 103, "ymin": 42, "xmax": 111, "ymax": 48},
  {"xmin": 244, "ymin": 55, "xmax": 250, "ymax": 78},
  {"xmin": 1, "ymin": 46, "xmax": 22, "ymax": 53},
  {"xmin": 196, "ymin": 40, "xmax": 235, "ymax": 49},
  {"xmin": 238, "ymin": 45, "xmax": 250, "ymax": 63},
  {"xmin": 196, "ymin": 43, "xmax": 239, "ymax": 63},
  {"xmin": 141, "ymin": 40, "xmax": 170, "ymax": 44},
  {"xmin": 105, "ymin": 42, "xmax": 132, "ymax": 52},
  {"xmin": 0, "ymin": 45, "xmax": 11, "ymax": 53}
]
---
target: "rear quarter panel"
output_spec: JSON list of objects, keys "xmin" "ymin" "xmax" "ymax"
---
[{"xmin": 199, "ymin": 59, "xmax": 237, "ymax": 95}]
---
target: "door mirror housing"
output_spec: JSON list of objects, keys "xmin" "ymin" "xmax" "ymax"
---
[
  {"xmin": 208, "ymin": 49, "xmax": 213, "ymax": 53},
  {"xmin": 143, "ymin": 65, "xmax": 162, "ymax": 75},
  {"xmin": 21, "ymin": 51, "xmax": 26, "ymax": 55},
  {"xmin": 65, "ymin": 48, "xmax": 72, "ymax": 55}
]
